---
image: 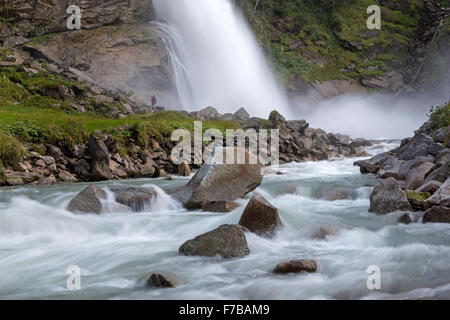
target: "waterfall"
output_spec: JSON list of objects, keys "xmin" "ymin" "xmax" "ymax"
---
[{"xmin": 152, "ymin": 0, "xmax": 292, "ymax": 118}]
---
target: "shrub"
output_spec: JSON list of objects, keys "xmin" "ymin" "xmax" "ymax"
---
[
  {"xmin": 428, "ymin": 102, "xmax": 450, "ymax": 130},
  {"xmin": 0, "ymin": 132, "xmax": 25, "ymax": 169}
]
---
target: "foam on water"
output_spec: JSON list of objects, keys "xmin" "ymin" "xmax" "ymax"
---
[{"xmin": 0, "ymin": 142, "xmax": 449, "ymax": 299}]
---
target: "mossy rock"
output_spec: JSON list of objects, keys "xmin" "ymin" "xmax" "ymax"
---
[{"xmin": 406, "ymin": 190, "xmax": 431, "ymax": 202}]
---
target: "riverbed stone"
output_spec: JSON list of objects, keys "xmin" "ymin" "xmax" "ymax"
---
[
  {"xmin": 116, "ymin": 187, "xmax": 158, "ymax": 212},
  {"xmin": 273, "ymin": 260, "xmax": 318, "ymax": 274},
  {"xmin": 238, "ymin": 193, "xmax": 281, "ymax": 237},
  {"xmin": 178, "ymin": 224, "xmax": 250, "ymax": 259},
  {"xmin": 369, "ymin": 177, "xmax": 412, "ymax": 214},
  {"xmin": 67, "ymin": 185, "xmax": 107, "ymax": 214},
  {"xmin": 144, "ymin": 272, "xmax": 179, "ymax": 288}
]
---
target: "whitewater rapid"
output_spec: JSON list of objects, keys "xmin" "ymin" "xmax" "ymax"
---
[
  {"xmin": 152, "ymin": 0, "xmax": 291, "ymax": 118},
  {"xmin": 0, "ymin": 142, "xmax": 449, "ymax": 300}
]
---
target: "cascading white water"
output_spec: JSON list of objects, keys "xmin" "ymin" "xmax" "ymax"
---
[{"xmin": 152, "ymin": 0, "xmax": 292, "ymax": 118}]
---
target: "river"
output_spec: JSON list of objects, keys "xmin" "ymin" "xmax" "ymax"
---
[{"xmin": 0, "ymin": 142, "xmax": 449, "ymax": 300}]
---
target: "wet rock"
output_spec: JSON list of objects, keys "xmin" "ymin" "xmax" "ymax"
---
[
  {"xmin": 424, "ymin": 178, "xmax": 450, "ymax": 209},
  {"xmin": 416, "ymin": 180, "xmax": 442, "ymax": 194},
  {"xmin": 67, "ymin": 185, "xmax": 107, "ymax": 214},
  {"xmin": 397, "ymin": 213, "xmax": 412, "ymax": 224},
  {"xmin": 201, "ymin": 201, "xmax": 240, "ymax": 213},
  {"xmin": 144, "ymin": 272, "xmax": 179, "ymax": 288},
  {"xmin": 308, "ymin": 224, "xmax": 338, "ymax": 239},
  {"xmin": 404, "ymin": 161, "xmax": 435, "ymax": 190},
  {"xmin": 377, "ymin": 158, "xmax": 405, "ymax": 180},
  {"xmin": 116, "ymin": 187, "xmax": 158, "ymax": 212},
  {"xmin": 178, "ymin": 161, "xmax": 191, "ymax": 177},
  {"xmin": 238, "ymin": 193, "xmax": 281, "ymax": 237},
  {"xmin": 273, "ymin": 260, "xmax": 318, "ymax": 274},
  {"xmin": 178, "ymin": 224, "xmax": 250, "ymax": 259},
  {"xmin": 369, "ymin": 178, "xmax": 412, "ymax": 214},
  {"xmin": 398, "ymin": 134, "xmax": 445, "ymax": 161},
  {"xmin": 424, "ymin": 161, "xmax": 450, "ymax": 184},
  {"xmin": 423, "ymin": 206, "xmax": 450, "ymax": 223},
  {"xmin": 88, "ymin": 134, "xmax": 112, "ymax": 181},
  {"xmin": 325, "ymin": 189, "xmax": 349, "ymax": 201},
  {"xmin": 354, "ymin": 152, "xmax": 390, "ymax": 174},
  {"xmin": 170, "ymin": 147, "xmax": 264, "ymax": 209}
]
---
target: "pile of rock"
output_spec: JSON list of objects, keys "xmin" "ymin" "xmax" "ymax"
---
[
  {"xmin": 187, "ymin": 107, "xmax": 372, "ymax": 163},
  {"xmin": 355, "ymin": 120, "xmax": 450, "ymax": 223}
]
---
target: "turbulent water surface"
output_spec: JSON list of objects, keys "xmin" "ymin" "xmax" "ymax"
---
[{"xmin": 1, "ymin": 143, "xmax": 449, "ymax": 300}]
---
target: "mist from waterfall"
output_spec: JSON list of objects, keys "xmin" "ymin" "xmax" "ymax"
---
[{"xmin": 152, "ymin": 0, "xmax": 292, "ymax": 118}]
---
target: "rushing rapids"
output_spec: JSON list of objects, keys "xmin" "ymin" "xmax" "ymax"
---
[{"xmin": 0, "ymin": 142, "xmax": 449, "ymax": 300}]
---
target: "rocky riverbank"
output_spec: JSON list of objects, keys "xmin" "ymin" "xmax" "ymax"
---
[
  {"xmin": 355, "ymin": 102, "xmax": 450, "ymax": 223},
  {"xmin": 0, "ymin": 105, "xmax": 372, "ymax": 187}
]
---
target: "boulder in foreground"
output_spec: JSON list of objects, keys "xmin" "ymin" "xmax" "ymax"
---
[
  {"xmin": 238, "ymin": 193, "xmax": 281, "ymax": 237},
  {"xmin": 369, "ymin": 178, "xmax": 412, "ymax": 214},
  {"xmin": 170, "ymin": 148, "xmax": 264, "ymax": 209},
  {"xmin": 179, "ymin": 224, "xmax": 250, "ymax": 259},
  {"xmin": 273, "ymin": 260, "xmax": 318, "ymax": 274}
]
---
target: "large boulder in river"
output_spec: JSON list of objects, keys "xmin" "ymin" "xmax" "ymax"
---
[
  {"xmin": 178, "ymin": 224, "xmax": 250, "ymax": 259},
  {"xmin": 273, "ymin": 260, "xmax": 318, "ymax": 274},
  {"xmin": 67, "ymin": 185, "xmax": 107, "ymax": 214},
  {"xmin": 116, "ymin": 187, "xmax": 158, "ymax": 212},
  {"xmin": 238, "ymin": 193, "xmax": 281, "ymax": 237},
  {"xmin": 169, "ymin": 147, "xmax": 264, "ymax": 209},
  {"xmin": 423, "ymin": 206, "xmax": 450, "ymax": 223},
  {"xmin": 369, "ymin": 178, "xmax": 412, "ymax": 214},
  {"xmin": 88, "ymin": 134, "xmax": 112, "ymax": 181}
]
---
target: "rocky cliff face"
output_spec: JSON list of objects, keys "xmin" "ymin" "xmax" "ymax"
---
[
  {"xmin": 1, "ymin": 0, "xmax": 177, "ymax": 107},
  {"xmin": 1, "ymin": 0, "xmax": 154, "ymax": 37}
]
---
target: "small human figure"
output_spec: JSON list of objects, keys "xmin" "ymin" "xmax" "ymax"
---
[{"xmin": 151, "ymin": 95, "xmax": 157, "ymax": 111}]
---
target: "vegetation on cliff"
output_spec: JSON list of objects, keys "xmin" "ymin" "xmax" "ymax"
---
[{"xmin": 237, "ymin": 0, "xmax": 435, "ymax": 86}]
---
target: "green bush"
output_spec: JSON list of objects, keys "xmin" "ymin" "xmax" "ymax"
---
[
  {"xmin": 428, "ymin": 102, "xmax": 450, "ymax": 129},
  {"xmin": 0, "ymin": 132, "xmax": 25, "ymax": 169}
]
